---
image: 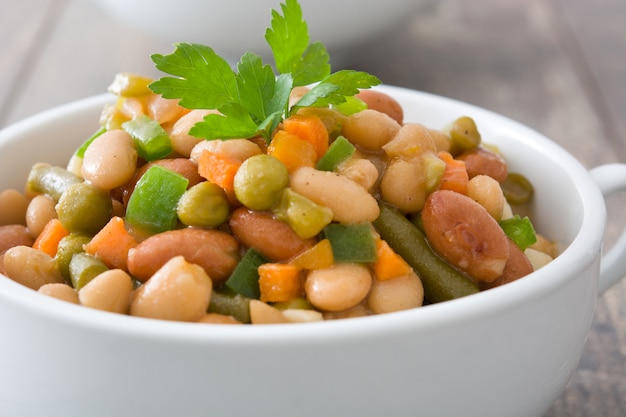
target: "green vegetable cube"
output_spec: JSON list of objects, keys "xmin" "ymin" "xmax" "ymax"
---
[
  {"xmin": 273, "ymin": 188, "xmax": 333, "ymax": 239},
  {"xmin": 315, "ymin": 135, "xmax": 356, "ymax": 172},
  {"xmin": 225, "ymin": 248, "xmax": 268, "ymax": 299},
  {"xmin": 122, "ymin": 114, "xmax": 172, "ymax": 161},
  {"xmin": 126, "ymin": 165, "xmax": 189, "ymax": 235},
  {"xmin": 323, "ymin": 223, "xmax": 377, "ymax": 263}
]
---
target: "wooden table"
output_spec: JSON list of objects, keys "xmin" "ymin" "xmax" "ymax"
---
[{"xmin": 1, "ymin": 0, "xmax": 625, "ymax": 415}]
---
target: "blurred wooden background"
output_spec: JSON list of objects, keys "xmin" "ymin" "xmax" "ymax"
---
[{"xmin": 0, "ymin": 0, "xmax": 624, "ymax": 415}]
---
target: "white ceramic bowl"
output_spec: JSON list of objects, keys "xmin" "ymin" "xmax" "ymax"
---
[
  {"xmin": 87, "ymin": 0, "xmax": 419, "ymax": 60},
  {"xmin": 1, "ymin": 86, "xmax": 626, "ymax": 417}
]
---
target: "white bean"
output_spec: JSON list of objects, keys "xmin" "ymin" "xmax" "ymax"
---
[
  {"xmin": 79, "ymin": 269, "xmax": 134, "ymax": 314},
  {"xmin": 81, "ymin": 130, "xmax": 138, "ymax": 190},
  {"xmin": 305, "ymin": 263, "xmax": 372, "ymax": 312},
  {"xmin": 3, "ymin": 246, "xmax": 64, "ymax": 290},
  {"xmin": 380, "ymin": 158, "xmax": 427, "ymax": 213},
  {"xmin": 367, "ymin": 271, "xmax": 424, "ymax": 314},
  {"xmin": 290, "ymin": 167, "xmax": 379, "ymax": 223},
  {"xmin": 25, "ymin": 194, "xmax": 57, "ymax": 238},
  {"xmin": 342, "ymin": 109, "xmax": 401, "ymax": 151},
  {"xmin": 38, "ymin": 283, "xmax": 79, "ymax": 304},
  {"xmin": 467, "ymin": 174, "xmax": 505, "ymax": 220},
  {"xmin": 129, "ymin": 256, "xmax": 212, "ymax": 322},
  {"xmin": 0, "ymin": 189, "xmax": 28, "ymax": 226},
  {"xmin": 170, "ymin": 109, "xmax": 214, "ymax": 157}
]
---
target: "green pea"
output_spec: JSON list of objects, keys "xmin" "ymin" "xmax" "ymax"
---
[
  {"xmin": 449, "ymin": 116, "xmax": 481, "ymax": 154},
  {"xmin": 233, "ymin": 154, "xmax": 289, "ymax": 211},
  {"xmin": 502, "ymin": 172, "xmax": 534, "ymax": 205},
  {"xmin": 56, "ymin": 182, "xmax": 112, "ymax": 235},
  {"xmin": 177, "ymin": 182, "xmax": 230, "ymax": 228}
]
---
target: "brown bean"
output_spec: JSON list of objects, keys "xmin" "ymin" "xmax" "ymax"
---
[
  {"xmin": 130, "ymin": 256, "xmax": 212, "ymax": 322},
  {"xmin": 127, "ymin": 228, "xmax": 240, "ymax": 283},
  {"xmin": 457, "ymin": 147, "xmax": 508, "ymax": 183},
  {"xmin": 480, "ymin": 239, "xmax": 534, "ymax": 290},
  {"xmin": 0, "ymin": 189, "xmax": 29, "ymax": 226},
  {"xmin": 422, "ymin": 190, "xmax": 510, "ymax": 283},
  {"xmin": 355, "ymin": 89, "xmax": 404, "ymax": 125},
  {"xmin": 0, "ymin": 225, "xmax": 34, "ymax": 254},
  {"xmin": 229, "ymin": 208, "xmax": 316, "ymax": 262}
]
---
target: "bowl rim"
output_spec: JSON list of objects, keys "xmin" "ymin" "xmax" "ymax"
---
[{"xmin": 0, "ymin": 85, "xmax": 606, "ymax": 344}]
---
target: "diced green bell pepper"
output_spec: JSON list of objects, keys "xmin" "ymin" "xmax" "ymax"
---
[
  {"xmin": 125, "ymin": 165, "xmax": 189, "ymax": 235},
  {"xmin": 499, "ymin": 215, "xmax": 537, "ymax": 251},
  {"xmin": 323, "ymin": 222, "xmax": 377, "ymax": 263},
  {"xmin": 122, "ymin": 114, "xmax": 172, "ymax": 161},
  {"xmin": 272, "ymin": 188, "xmax": 333, "ymax": 239},
  {"xmin": 224, "ymin": 248, "xmax": 268, "ymax": 299},
  {"xmin": 315, "ymin": 135, "xmax": 356, "ymax": 172}
]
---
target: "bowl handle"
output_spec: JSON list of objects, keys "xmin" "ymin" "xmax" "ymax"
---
[{"xmin": 590, "ymin": 163, "xmax": 626, "ymax": 294}]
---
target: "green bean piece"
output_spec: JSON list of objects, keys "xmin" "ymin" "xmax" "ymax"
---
[
  {"xmin": 449, "ymin": 116, "xmax": 481, "ymax": 155},
  {"xmin": 373, "ymin": 202, "xmax": 479, "ymax": 304},
  {"xmin": 501, "ymin": 172, "xmax": 534, "ymax": 205},
  {"xmin": 54, "ymin": 233, "xmax": 92, "ymax": 280},
  {"xmin": 233, "ymin": 154, "xmax": 289, "ymax": 211},
  {"xmin": 208, "ymin": 289, "xmax": 251, "ymax": 324},
  {"xmin": 69, "ymin": 252, "xmax": 109, "ymax": 291},
  {"xmin": 26, "ymin": 163, "xmax": 82, "ymax": 201},
  {"xmin": 272, "ymin": 297, "xmax": 313, "ymax": 311},
  {"xmin": 177, "ymin": 182, "xmax": 230, "ymax": 228},
  {"xmin": 56, "ymin": 182, "xmax": 113, "ymax": 235}
]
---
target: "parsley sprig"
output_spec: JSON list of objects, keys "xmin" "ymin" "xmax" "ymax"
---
[{"xmin": 149, "ymin": 0, "xmax": 380, "ymax": 142}]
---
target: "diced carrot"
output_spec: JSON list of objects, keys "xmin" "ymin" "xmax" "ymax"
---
[
  {"xmin": 282, "ymin": 114, "xmax": 329, "ymax": 161},
  {"xmin": 373, "ymin": 239, "xmax": 413, "ymax": 281},
  {"xmin": 289, "ymin": 239, "xmax": 334, "ymax": 270},
  {"xmin": 268, "ymin": 130, "xmax": 317, "ymax": 173},
  {"xmin": 32, "ymin": 218, "xmax": 70, "ymax": 257},
  {"xmin": 197, "ymin": 150, "xmax": 241, "ymax": 202},
  {"xmin": 84, "ymin": 216, "xmax": 138, "ymax": 271},
  {"xmin": 258, "ymin": 263, "xmax": 302, "ymax": 303},
  {"xmin": 437, "ymin": 151, "xmax": 469, "ymax": 194}
]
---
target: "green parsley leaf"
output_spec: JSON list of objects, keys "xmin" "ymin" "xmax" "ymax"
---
[
  {"xmin": 235, "ymin": 53, "xmax": 291, "ymax": 123},
  {"xmin": 189, "ymin": 103, "xmax": 259, "ymax": 140},
  {"xmin": 292, "ymin": 70, "xmax": 382, "ymax": 110},
  {"xmin": 499, "ymin": 215, "xmax": 537, "ymax": 251},
  {"xmin": 149, "ymin": 43, "xmax": 237, "ymax": 109},
  {"xmin": 265, "ymin": 0, "xmax": 330, "ymax": 86}
]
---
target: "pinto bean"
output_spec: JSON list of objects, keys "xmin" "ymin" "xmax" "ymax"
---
[
  {"xmin": 130, "ymin": 256, "xmax": 213, "ymax": 322},
  {"xmin": 355, "ymin": 89, "xmax": 404, "ymax": 125},
  {"xmin": 290, "ymin": 166, "xmax": 379, "ymax": 223},
  {"xmin": 457, "ymin": 147, "xmax": 508, "ymax": 183},
  {"xmin": 127, "ymin": 228, "xmax": 240, "ymax": 283},
  {"xmin": 0, "ymin": 189, "xmax": 29, "ymax": 226},
  {"xmin": 481, "ymin": 239, "xmax": 534, "ymax": 290},
  {"xmin": 0, "ymin": 225, "xmax": 34, "ymax": 254},
  {"xmin": 229, "ymin": 208, "xmax": 315, "ymax": 262},
  {"xmin": 422, "ymin": 190, "xmax": 510, "ymax": 283}
]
